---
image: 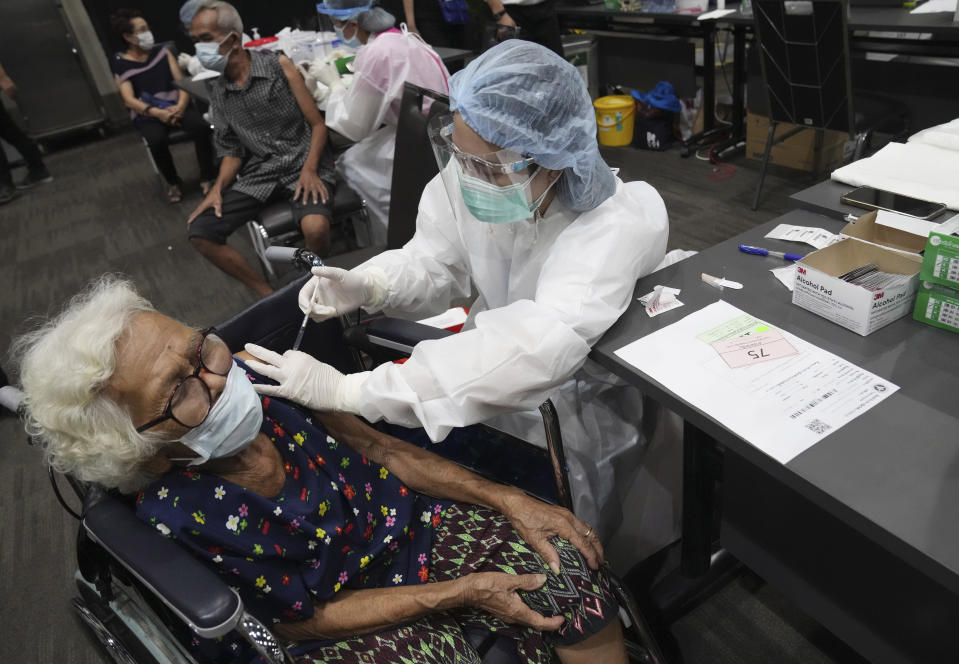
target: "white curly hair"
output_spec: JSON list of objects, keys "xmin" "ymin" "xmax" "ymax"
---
[{"xmin": 13, "ymin": 276, "xmax": 168, "ymax": 493}]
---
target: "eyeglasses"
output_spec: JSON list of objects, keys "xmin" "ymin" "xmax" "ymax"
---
[
  {"xmin": 428, "ymin": 114, "xmax": 538, "ymax": 184},
  {"xmin": 135, "ymin": 328, "xmax": 233, "ymax": 433},
  {"xmin": 431, "ymin": 118, "xmax": 535, "ymax": 177}
]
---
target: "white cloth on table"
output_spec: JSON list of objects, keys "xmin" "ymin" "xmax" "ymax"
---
[
  {"xmin": 831, "ymin": 141, "xmax": 959, "ymax": 210},
  {"xmin": 909, "ymin": 118, "xmax": 959, "ymax": 153}
]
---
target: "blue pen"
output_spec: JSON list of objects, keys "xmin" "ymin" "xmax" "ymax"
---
[{"xmin": 739, "ymin": 244, "xmax": 805, "ymax": 261}]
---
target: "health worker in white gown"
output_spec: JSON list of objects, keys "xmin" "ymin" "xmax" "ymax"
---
[
  {"xmin": 314, "ymin": 0, "xmax": 450, "ymax": 247},
  {"xmin": 247, "ymin": 41, "xmax": 669, "ymax": 541}
]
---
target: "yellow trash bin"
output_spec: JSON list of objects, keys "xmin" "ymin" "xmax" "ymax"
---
[{"xmin": 594, "ymin": 95, "xmax": 636, "ymax": 147}]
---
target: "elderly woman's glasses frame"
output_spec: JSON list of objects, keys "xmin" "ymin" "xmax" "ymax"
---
[{"xmin": 135, "ymin": 328, "xmax": 233, "ymax": 433}]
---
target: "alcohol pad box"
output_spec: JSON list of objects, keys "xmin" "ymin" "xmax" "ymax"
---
[
  {"xmin": 913, "ymin": 280, "xmax": 959, "ymax": 334},
  {"xmin": 919, "ymin": 231, "xmax": 959, "ymax": 289},
  {"xmin": 792, "ymin": 237, "xmax": 922, "ymax": 336}
]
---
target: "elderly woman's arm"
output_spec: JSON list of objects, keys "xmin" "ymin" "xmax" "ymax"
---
[
  {"xmin": 318, "ymin": 412, "xmax": 603, "ymax": 574},
  {"xmin": 273, "ymin": 571, "xmax": 560, "ymax": 641}
]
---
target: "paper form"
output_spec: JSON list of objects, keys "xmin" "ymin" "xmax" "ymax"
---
[
  {"xmin": 614, "ymin": 301, "xmax": 899, "ymax": 463},
  {"xmin": 765, "ymin": 223, "xmax": 840, "ymax": 249},
  {"xmin": 910, "ymin": 0, "xmax": 956, "ymax": 14}
]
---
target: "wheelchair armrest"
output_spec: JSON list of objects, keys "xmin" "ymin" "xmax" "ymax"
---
[
  {"xmin": 83, "ymin": 495, "xmax": 243, "ymax": 639},
  {"xmin": 344, "ymin": 317, "xmax": 454, "ymax": 355}
]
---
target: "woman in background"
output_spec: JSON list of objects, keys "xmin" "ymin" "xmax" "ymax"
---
[{"xmin": 110, "ymin": 8, "xmax": 216, "ymax": 203}]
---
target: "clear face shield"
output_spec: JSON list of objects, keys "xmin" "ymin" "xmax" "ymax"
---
[
  {"xmin": 315, "ymin": 3, "xmax": 367, "ymax": 49},
  {"xmin": 427, "ymin": 112, "xmax": 559, "ymax": 224}
]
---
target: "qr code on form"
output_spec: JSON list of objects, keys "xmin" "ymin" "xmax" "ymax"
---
[{"xmin": 805, "ymin": 419, "xmax": 831, "ymax": 435}]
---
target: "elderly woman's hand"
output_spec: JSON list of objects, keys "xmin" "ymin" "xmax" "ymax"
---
[
  {"xmin": 460, "ymin": 572, "xmax": 564, "ymax": 631},
  {"xmin": 244, "ymin": 344, "xmax": 368, "ymax": 413},
  {"xmin": 501, "ymin": 492, "xmax": 604, "ymax": 574}
]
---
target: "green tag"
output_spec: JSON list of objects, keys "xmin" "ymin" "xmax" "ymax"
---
[{"xmin": 696, "ymin": 314, "xmax": 772, "ymax": 344}]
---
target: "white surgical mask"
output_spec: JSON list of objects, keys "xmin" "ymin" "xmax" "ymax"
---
[
  {"xmin": 178, "ymin": 361, "xmax": 263, "ymax": 465},
  {"xmin": 195, "ymin": 33, "xmax": 233, "ymax": 72},
  {"xmin": 136, "ymin": 30, "xmax": 155, "ymax": 50},
  {"xmin": 335, "ymin": 24, "xmax": 362, "ymax": 49}
]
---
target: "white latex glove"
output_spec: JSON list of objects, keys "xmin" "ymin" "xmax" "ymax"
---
[
  {"xmin": 186, "ymin": 55, "xmax": 206, "ymax": 77},
  {"xmin": 312, "ymin": 60, "xmax": 341, "ymax": 88},
  {"xmin": 177, "ymin": 52, "xmax": 192, "ymax": 73},
  {"xmin": 312, "ymin": 81, "xmax": 331, "ymax": 104},
  {"xmin": 297, "ymin": 266, "xmax": 388, "ymax": 322},
  {"xmin": 244, "ymin": 344, "xmax": 370, "ymax": 412}
]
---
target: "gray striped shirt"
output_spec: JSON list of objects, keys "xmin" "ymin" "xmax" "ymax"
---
[{"xmin": 210, "ymin": 51, "xmax": 335, "ymax": 201}]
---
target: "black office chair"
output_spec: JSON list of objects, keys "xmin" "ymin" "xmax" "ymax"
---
[
  {"xmin": 245, "ymin": 175, "xmax": 372, "ymax": 281},
  {"xmin": 750, "ymin": 0, "xmax": 909, "ymax": 209},
  {"xmin": 10, "ymin": 277, "xmax": 667, "ymax": 664},
  {"xmin": 246, "ymin": 83, "xmax": 449, "ymax": 275}
]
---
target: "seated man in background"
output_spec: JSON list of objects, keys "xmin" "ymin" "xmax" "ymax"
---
[
  {"xmin": 109, "ymin": 8, "xmax": 216, "ymax": 204},
  {"xmin": 15, "ymin": 275, "xmax": 628, "ymax": 664},
  {"xmin": 186, "ymin": 0, "xmax": 336, "ymax": 297}
]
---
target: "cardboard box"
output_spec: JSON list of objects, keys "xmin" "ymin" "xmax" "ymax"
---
[
  {"xmin": 746, "ymin": 112, "xmax": 851, "ymax": 173},
  {"xmin": 839, "ymin": 210, "xmax": 929, "ymax": 255},
  {"xmin": 913, "ymin": 280, "xmax": 959, "ymax": 334},
  {"xmin": 793, "ymin": 237, "xmax": 922, "ymax": 335},
  {"xmin": 919, "ymin": 230, "xmax": 959, "ymax": 289}
]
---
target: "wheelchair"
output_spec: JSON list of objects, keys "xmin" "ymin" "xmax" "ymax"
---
[{"xmin": 7, "ymin": 275, "xmax": 668, "ymax": 664}]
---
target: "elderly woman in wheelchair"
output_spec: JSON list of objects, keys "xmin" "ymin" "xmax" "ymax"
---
[{"xmin": 16, "ymin": 275, "xmax": 628, "ymax": 664}]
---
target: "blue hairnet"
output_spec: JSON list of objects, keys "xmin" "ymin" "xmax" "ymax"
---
[
  {"xmin": 316, "ymin": 1, "xmax": 394, "ymax": 31},
  {"xmin": 449, "ymin": 40, "xmax": 616, "ymax": 213}
]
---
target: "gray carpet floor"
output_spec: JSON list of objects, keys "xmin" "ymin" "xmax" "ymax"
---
[{"xmin": 0, "ymin": 128, "xmax": 862, "ymax": 663}]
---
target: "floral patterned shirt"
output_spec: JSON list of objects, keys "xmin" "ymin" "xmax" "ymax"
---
[{"xmin": 136, "ymin": 359, "xmax": 449, "ymax": 626}]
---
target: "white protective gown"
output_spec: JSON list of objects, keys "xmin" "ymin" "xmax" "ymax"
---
[
  {"xmin": 352, "ymin": 172, "xmax": 669, "ymax": 538},
  {"xmin": 325, "ymin": 27, "xmax": 450, "ymax": 246}
]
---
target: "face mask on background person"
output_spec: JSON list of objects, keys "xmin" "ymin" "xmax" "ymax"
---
[
  {"xmin": 177, "ymin": 361, "xmax": 263, "ymax": 465},
  {"xmin": 136, "ymin": 30, "xmax": 155, "ymax": 50},
  {"xmin": 195, "ymin": 32, "xmax": 234, "ymax": 72},
  {"xmin": 335, "ymin": 23, "xmax": 362, "ymax": 49},
  {"xmin": 458, "ymin": 164, "xmax": 558, "ymax": 224}
]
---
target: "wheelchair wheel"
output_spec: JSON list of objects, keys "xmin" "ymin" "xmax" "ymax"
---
[
  {"xmin": 72, "ymin": 596, "xmax": 140, "ymax": 664},
  {"xmin": 625, "ymin": 638, "xmax": 657, "ymax": 664},
  {"xmin": 74, "ymin": 572, "xmax": 190, "ymax": 664}
]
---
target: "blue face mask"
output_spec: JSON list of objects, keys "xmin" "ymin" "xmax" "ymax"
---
[
  {"xmin": 195, "ymin": 33, "xmax": 233, "ymax": 73},
  {"xmin": 458, "ymin": 165, "xmax": 557, "ymax": 224},
  {"xmin": 335, "ymin": 24, "xmax": 362, "ymax": 49},
  {"xmin": 178, "ymin": 361, "xmax": 263, "ymax": 465}
]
